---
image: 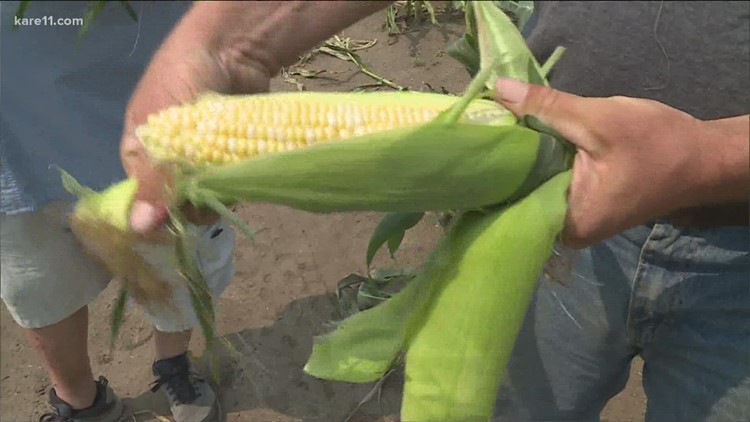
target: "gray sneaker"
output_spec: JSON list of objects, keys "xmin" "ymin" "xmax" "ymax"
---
[
  {"xmin": 40, "ymin": 376, "xmax": 124, "ymax": 422},
  {"xmin": 151, "ymin": 353, "xmax": 219, "ymax": 422}
]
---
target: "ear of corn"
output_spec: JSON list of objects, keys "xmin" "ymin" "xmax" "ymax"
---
[
  {"xmin": 401, "ymin": 170, "xmax": 571, "ymax": 421},
  {"xmin": 60, "ymin": 63, "xmax": 529, "ymax": 328},
  {"xmin": 164, "ymin": 62, "xmax": 566, "ymax": 216},
  {"xmin": 304, "ymin": 171, "xmax": 570, "ymax": 420},
  {"xmin": 62, "ymin": 63, "xmax": 525, "ymax": 304}
]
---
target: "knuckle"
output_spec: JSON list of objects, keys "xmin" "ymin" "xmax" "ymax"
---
[{"xmin": 535, "ymin": 86, "xmax": 565, "ymax": 117}]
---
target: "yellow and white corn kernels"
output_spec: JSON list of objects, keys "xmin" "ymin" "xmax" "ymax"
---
[{"xmin": 136, "ymin": 91, "xmax": 510, "ymax": 166}]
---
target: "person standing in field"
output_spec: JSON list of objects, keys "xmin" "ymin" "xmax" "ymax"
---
[{"xmin": 1, "ymin": 2, "xmax": 235, "ymax": 421}]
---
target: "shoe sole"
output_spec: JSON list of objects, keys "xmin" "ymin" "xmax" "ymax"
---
[{"xmin": 77, "ymin": 396, "xmax": 124, "ymax": 422}]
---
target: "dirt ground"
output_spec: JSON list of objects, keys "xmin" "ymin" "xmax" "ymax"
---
[{"xmin": 1, "ymin": 10, "xmax": 647, "ymax": 422}]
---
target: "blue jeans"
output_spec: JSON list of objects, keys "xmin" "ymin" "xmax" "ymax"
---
[{"xmin": 492, "ymin": 223, "xmax": 750, "ymax": 422}]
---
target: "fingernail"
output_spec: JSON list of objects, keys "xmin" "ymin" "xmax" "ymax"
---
[
  {"xmin": 130, "ymin": 201, "xmax": 158, "ymax": 234},
  {"xmin": 495, "ymin": 78, "xmax": 529, "ymax": 104}
]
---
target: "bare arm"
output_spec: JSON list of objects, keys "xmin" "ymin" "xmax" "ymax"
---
[
  {"xmin": 693, "ymin": 115, "xmax": 750, "ymax": 207},
  {"xmin": 168, "ymin": 1, "xmax": 392, "ymax": 92}
]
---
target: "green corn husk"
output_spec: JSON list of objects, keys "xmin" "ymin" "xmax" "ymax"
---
[
  {"xmin": 62, "ymin": 174, "xmax": 173, "ymax": 304},
  {"xmin": 401, "ymin": 171, "xmax": 571, "ymax": 420},
  {"xmin": 180, "ymin": 122, "xmax": 551, "ymax": 214},
  {"xmin": 305, "ymin": 171, "xmax": 570, "ymax": 420}
]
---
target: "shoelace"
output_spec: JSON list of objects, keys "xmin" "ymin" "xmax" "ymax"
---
[{"xmin": 150, "ymin": 368, "xmax": 205, "ymax": 405}]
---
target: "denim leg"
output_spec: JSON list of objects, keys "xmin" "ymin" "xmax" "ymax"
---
[
  {"xmin": 631, "ymin": 224, "xmax": 750, "ymax": 422},
  {"xmin": 492, "ymin": 225, "xmax": 653, "ymax": 422},
  {"xmin": 492, "ymin": 222, "xmax": 750, "ymax": 422}
]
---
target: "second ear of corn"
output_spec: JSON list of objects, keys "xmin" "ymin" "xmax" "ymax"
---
[{"xmin": 136, "ymin": 91, "xmax": 516, "ymax": 167}]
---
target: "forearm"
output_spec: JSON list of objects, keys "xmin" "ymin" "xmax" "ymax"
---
[
  {"xmin": 692, "ymin": 114, "xmax": 750, "ymax": 206},
  {"xmin": 166, "ymin": 1, "xmax": 391, "ymax": 92}
]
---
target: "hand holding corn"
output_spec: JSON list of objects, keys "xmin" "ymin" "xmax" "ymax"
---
[
  {"xmin": 119, "ymin": 21, "xmax": 256, "ymax": 236},
  {"xmin": 119, "ymin": 1, "xmax": 391, "ymax": 237},
  {"xmin": 494, "ymin": 78, "xmax": 750, "ymax": 248}
]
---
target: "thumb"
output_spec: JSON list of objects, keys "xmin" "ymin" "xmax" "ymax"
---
[
  {"xmin": 121, "ymin": 132, "xmax": 171, "ymax": 235},
  {"xmin": 130, "ymin": 197, "xmax": 169, "ymax": 235},
  {"xmin": 494, "ymin": 78, "xmax": 596, "ymax": 151}
]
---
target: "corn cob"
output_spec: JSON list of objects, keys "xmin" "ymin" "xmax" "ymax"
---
[
  {"xmin": 127, "ymin": 69, "xmax": 561, "ymax": 220},
  {"xmin": 136, "ymin": 91, "xmax": 514, "ymax": 167}
]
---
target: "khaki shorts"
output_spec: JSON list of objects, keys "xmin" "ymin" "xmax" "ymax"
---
[{"xmin": 1, "ymin": 201, "xmax": 235, "ymax": 332}]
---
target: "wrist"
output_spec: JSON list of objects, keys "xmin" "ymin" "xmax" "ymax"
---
[
  {"xmin": 685, "ymin": 115, "xmax": 750, "ymax": 208},
  {"xmin": 216, "ymin": 44, "xmax": 274, "ymax": 95},
  {"xmin": 166, "ymin": 3, "xmax": 273, "ymax": 95},
  {"xmin": 171, "ymin": 1, "xmax": 389, "ymax": 94}
]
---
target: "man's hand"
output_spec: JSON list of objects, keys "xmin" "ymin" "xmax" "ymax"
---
[
  {"xmin": 122, "ymin": 53, "xmax": 229, "ymax": 235},
  {"xmin": 121, "ymin": 47, "xmax": 270, "ymax": 235},
  {"xmin": 120, "ymin": 1, "xmax": 390, "ymax": 237},
  {"xmin": 494, "ymin": 78, "xmax": 750, "ymax": 248},
  {"xmin": 120, "ymin": 15, "xmax": 271, "ymax": 236}
]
